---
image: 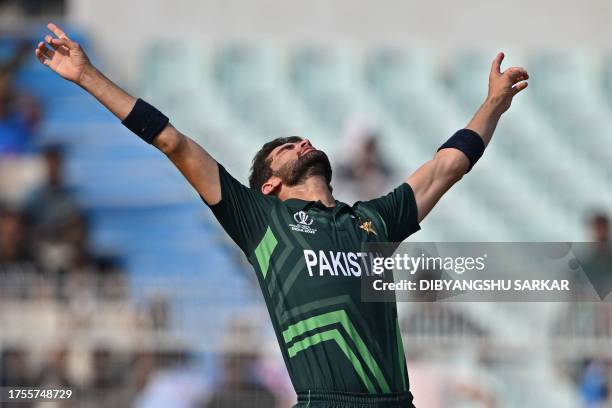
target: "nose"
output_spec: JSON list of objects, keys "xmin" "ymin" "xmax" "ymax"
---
[{"xmin": 299, "ymin": 139, "xmax": 312, "ymax": 148}]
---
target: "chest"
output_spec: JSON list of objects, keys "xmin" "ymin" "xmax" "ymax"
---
[
  {"xmin": 262, "ymin": 207, "xmax": 387, "ymax": 282},
  {"xmin": 281, "ymin": 208, "xmax": 384, "ymax": 252}
]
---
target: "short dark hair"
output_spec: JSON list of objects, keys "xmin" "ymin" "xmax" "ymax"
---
[
  {"xmin": 42, "ymin": 143, "xmax": 65, "ymax": 158},
  {"xmin": 248, "ymin": 136, "xmax": 303, "ymax": 191},
  {"xmin": 591, "ymin": 213, "xmax": 609, "ymax": 227}
]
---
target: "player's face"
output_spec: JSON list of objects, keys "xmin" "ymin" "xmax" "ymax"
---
[
  {"xmin": 267, "ymin": 138, "xmax": 332, "ymax": 187},
  {"xmin": 269, "ymin": 138, "xmax": 316, "ymax": 170}
]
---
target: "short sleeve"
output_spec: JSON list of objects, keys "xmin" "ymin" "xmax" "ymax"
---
[
  {"xmin": 359, "ymin": 183, "xmax": 421, "ymax": 242},
  {"xmin": 203, "ymin": 163, "xmax": 275, "ymax": 254}
]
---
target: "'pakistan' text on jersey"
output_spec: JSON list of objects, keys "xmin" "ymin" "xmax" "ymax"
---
[{"xmin": 205, "ymin": 164, "xmax": 420, "ymax": 400}]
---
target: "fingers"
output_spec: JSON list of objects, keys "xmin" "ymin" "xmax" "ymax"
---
[
  {"xmin": 44, "ymin": 35, "xmax": 60, "ymax": 50},
  {"xmin": 47, "ymin": 22, "xmax": 68, "ymax": 39},
  {"xmin": 504, "ymin": 66, "xmax": 529, "ymax": 83},
  {"xmin": 490, "ymin": 52, "xmax": 504, "ymax": 76},
  {"xmin": 35, "ymin": 48, "xmax": 47, "ymax": 65},
  {"xmin": 44, "ymin": 33, "xmax": 79, "ymax": 52},
  {"xmin": 512, "ymin": 81, "xmax": 529, "ymax": 95},
  {"xmin": 47, "ymin": 36, "xmax": 78, "ymax": 50},
  {"xmin": 490, "ymin": 52, "xmax": 530, "ymax": 86},
  {"xmin": 35, "ymin": 42, "xmax": 53, "ymax": 66},
  {"xmin": 503, "ymin": 66, "xmax": 529, "ymax": 96},
  {"xmin": 36, "ymin": 41, "xmax": 54, "ymax": 59}
]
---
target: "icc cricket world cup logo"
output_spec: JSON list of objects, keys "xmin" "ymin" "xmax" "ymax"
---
[
  {"xmin": 290, "ymin": 211, "xmax": 316, "ymax": 234},
  {"xmin": 294, "ymin": 211, "xmax": 314, "ymax": 226}
]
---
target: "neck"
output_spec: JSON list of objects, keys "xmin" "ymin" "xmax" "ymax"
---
[{"xmin": 278, "ymin": 176, "xmax": 335, "ymax": 207}]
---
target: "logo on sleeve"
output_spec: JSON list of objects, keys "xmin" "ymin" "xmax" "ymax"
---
[{"xmin": 290, "ymin": 211, "xmax": 317, "ymax": 234}]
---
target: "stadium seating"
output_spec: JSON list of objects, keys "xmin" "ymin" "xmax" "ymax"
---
[
  {"xmin": 5, "ymin": 34, "xmax": 260, "ymax": 350},
  {"xmin": 139, "ymin": 42, "xmax": 612, "ymax": 242}
]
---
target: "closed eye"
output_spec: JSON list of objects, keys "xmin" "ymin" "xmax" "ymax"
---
[{"xmin": 275, "ymin": 143, "xmax": 295, "ymax": 157}]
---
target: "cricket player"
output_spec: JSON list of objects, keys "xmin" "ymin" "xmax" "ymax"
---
[{"xmin": 35, "ymin": 23, "xmax": 528, "ymax": 407}]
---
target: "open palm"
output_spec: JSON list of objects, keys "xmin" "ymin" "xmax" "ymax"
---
[{"xmin": 35, "ymin": 23, "xmax": 91, "ymax": 83}]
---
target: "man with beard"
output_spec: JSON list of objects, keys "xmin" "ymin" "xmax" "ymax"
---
[{"xmin": 36, "ymin": 23, "xmax": 528, "ymax": 408}]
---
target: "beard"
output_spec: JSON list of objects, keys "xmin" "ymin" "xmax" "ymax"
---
[{"xmin": 273, "ymin": 150, "xmax": 332, "ymax": 187}]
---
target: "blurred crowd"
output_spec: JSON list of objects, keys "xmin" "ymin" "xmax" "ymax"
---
[
  {"xmin": 333, "ymin": 117, "xmax": 395, "ymax": 203},
  {"xmin": 570, "ymin": 214, "xmax": 612, "ymax": 408},
  {"xmin": 1, "ymin": 144, "xmax": 127, "ymax": 304},
  {"xmin": 0, "ymin": 34, "xmax": 128, "ymax": 300},
  {"xmin": 0, "ymin": 143, "xmax": 128, "ymax": 302},
  {"xmin": 0, "ymin": 0, "xmax": 65, "ymax": 18},
  {"xmin": 0, "ymin": 37, "xmax": 133, "ymax": 408},
  {"xmin": 0, "ymin": 322, "xmax": 288, "ymax": 408}
]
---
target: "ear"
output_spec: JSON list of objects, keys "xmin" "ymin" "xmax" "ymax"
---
[{"xmin": 261, "ymin": 176, "xmax": 282, "ymax": 195}]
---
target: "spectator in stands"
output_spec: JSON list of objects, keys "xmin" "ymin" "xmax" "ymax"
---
[
  {"xmin": 55, "ymin": 212, "xmax": 127, "ymax": 301},
  {"xmin": 95, "ymin": 255, "xmax": 128, "ymax": 299},
  {"xmin": 130, "ymin": 351, "xmax": 158, "ymax": 398},
  {"xmin": 0, "ymin": 42, "xmax": 41, "ymax": 155},
  {"xmin": 24, "ymin": 147, "xmax": 93, "ymax": 300},
  {"xmin": 35, "ymin": 343, "xmax": 73, "ymax": 388},
  {"xmin": 582, "ymin": 213, "xmax": 612, "ymax": 339},
  {"xmin": 0, "ymin": 346, "xmax": 35, "ymax": 387},
  {"xmin": 90, "ymin": 347, "xmax": 120, "ymax": 389},
  {"xmin": 0, "ymin": 205, "xmax": 41, "ymax": 299},
  {"xmin": 581, "ymin": 213, "xmax": 612, "ymax": 302},
  {"xmin": 553, "ymin": 213, "xmax": 612, "ymax": 351},
  {"xmin": 203, "ymin": 351, "xmax": 278, "ymax": 408},
  {"xmin": 0, "ymin": 0, "xmax": 65, "ymax": 16},
  {"xmin": 79, "ymin": 347, "xmax": 132, "ymax": 407},
  {"xmin": 134, "ymin": 348, "xmax": 206, "ymax": 408},
  {"xmin": 334, "ymin": 118, "xmax": 394, "ymax": 203},
  {"xmin": 18, "ymin": 143, "xmax": 127, "ymax": 301},
  {"xmin": 0, "ymin": 205, "xmax": 34, "ymax": 264},
  {"xmin": 0, "ymin": 347, "xmax": 38, "ymax": 407},
  {"xmin": 579, "ymin": 359, "xmax": 610, "ymax": 408},
  {"xmin": 148, "ymin": 293, "xmax": 171, "ymax": 330},
  {"xmin": 203, "ymin": 318, "xmax": 278, "ymax": 408},
  {"xmin": 591, "ymin": 213, "xmax": 609, "ymax": 247},
  {"xmin": 28, "ymin": 180, "xmax": 127, "ymax": 302},
  {"xmin": 26, "ymin": 144, "xmax": 80, "ymax": 242}
]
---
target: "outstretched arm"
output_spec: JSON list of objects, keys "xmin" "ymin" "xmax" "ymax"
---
[
  {"xmin": 35, "ymin": 23, "xmax": 222, "ymax": 205},
  {"xmin": 406, "ymin": 52, "xmax": 528, "ymax": 223}
]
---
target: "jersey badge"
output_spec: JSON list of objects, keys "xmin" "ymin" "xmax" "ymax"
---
[
  {"xmin": 359, "ymin": 220, "xmax": 377, "ymax": 236},
  {"xmin": 289, "ymin": 211, "xmax": 317, "ymax": 234}
]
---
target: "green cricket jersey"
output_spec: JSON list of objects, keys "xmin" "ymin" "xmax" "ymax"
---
[{"xmin": 206, "ymin": 164, "xmax": 420, "ymax": 397}]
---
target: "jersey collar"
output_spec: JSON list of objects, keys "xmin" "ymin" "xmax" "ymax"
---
[{"xmin": 283, "ymin": 198, "xmax": 351, "ymax": 216}]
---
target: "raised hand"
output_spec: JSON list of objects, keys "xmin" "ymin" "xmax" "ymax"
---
[
  {"xmin": 487, "ymin": 52, "xmax": 529, "ymax": 113},
  {"xmin": 35, "ymin": 23, "xmax": 91, "ymax": 84}
]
